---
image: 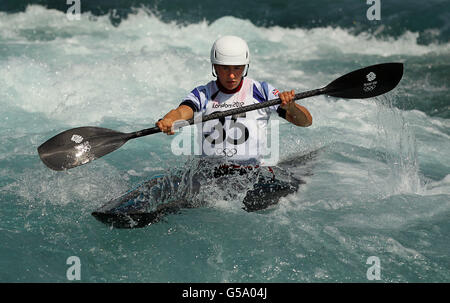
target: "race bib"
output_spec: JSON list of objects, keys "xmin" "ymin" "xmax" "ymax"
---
[{"xmin": 201, "ymin": 114, "xmax": 260, "ymax": 160}]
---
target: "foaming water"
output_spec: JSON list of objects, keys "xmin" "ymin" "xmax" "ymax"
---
[
  {"xmin": 1, "ymin": 6, "xmax": 449, "ymax": 125},
  {"xmin": 0, "ymin": 6, "xmax": 449, "ymax": 282},
  {"xmin": 369, "ymin": 95, "xmax": 422, "ymax": 196}
]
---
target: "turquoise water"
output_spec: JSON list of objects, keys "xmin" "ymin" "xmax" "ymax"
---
[{"xmin": 0, "ymin": 2, "xmax": 449, "ymax": 282}]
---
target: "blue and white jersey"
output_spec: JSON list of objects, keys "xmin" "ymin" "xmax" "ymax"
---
[{"xmin": 180, "ymin": 77, "xmax": 287, "ymax": 163}]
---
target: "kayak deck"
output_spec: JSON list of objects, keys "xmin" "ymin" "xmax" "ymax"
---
[
  {"xmin": 91, "ymin": 176, "xmax": 191, "ymax": 228},
  {"xmin": 92, "ymin": 165, "xmax": 304, "ymax": 228}
]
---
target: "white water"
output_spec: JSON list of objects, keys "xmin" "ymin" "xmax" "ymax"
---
[{"xmin": 1, "ymin": 6, "xmax": 449, "ymax": 282}]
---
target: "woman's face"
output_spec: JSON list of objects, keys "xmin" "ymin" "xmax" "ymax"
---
[{"xmin": 214, "ymin": 65, "xmax": 245, "ymax": 90}]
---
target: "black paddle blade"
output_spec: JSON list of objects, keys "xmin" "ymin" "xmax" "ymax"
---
[
  {"xmin": 37, "ymin": 127, "xmax": 131, "ymax": 171},
  {"xmin": 325, "ymin": 62, "xmax": 403, "ymax": 99}
]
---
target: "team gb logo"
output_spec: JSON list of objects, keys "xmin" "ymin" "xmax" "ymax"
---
[{"xmin": 366, "ymin": 72, "xmax": 376, "ymax": 82}]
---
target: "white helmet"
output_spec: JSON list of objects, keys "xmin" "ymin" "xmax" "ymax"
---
[{"xmin": 210, "ymin": 35, "xmax": 250, "ymax": 77}]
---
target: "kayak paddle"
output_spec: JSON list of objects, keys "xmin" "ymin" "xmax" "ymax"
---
[{"xmin": 38, "ymin": 62, "xmax": 403, "ymax": 171}]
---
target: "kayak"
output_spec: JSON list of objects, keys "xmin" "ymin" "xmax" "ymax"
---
[
  {"xmin": 91, "ymin": 176, "xmax": 185, "ymax": 228},
  {"xmin": 92, "ymin": 163, "xmax": 303, "ymax": 228}
]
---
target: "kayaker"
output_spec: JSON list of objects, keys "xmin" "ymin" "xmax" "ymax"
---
[
  {"xmin": 156, "ymin": 35, "xmax": 312, "ymax": 166},
  {"xmin": 155, "ymin": 35, "xmax": 312, "ymax": 211}
]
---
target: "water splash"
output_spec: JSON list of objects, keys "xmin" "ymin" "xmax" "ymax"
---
[
  {"xmin": 372, "ymin": 93, "xmax": 424, "ymax": 196},
  {"xmin": 130, "ymin": 156, "xmax": 301, "ymax": 213}
]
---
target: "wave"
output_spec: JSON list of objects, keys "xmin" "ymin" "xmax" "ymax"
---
[
  {"xmin": 1, "ymin": 5, "xmax": 449, "ymax": 284},
  {"xmin": 1, "ymin": 1, "xmax": 449, "ymax": 43},
  {"xmin": 0, "ymin": 6, "xmax": 448, "ymax": 124}
]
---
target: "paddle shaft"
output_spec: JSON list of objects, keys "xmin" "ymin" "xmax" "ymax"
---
[
  {"xmin": 129, "ymin": 87, "xmax": 327, "ymax": 139},
  {"xmin": 37, "ymin": 62, "xmax": 403, "ymax": 171}
]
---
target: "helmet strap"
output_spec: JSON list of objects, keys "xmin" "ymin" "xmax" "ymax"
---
[{"xmin": 243, "ymin": 64, "xmax": 249, "ymax": 77}]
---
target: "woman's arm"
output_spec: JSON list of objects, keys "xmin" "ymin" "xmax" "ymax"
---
[
  {"xmin": 279, "ymin": 90, "xmax": 313, "ymax": 127},
  {"xmin": 156, "ymin": 105, "xmax": 194, "ymax": 135}
]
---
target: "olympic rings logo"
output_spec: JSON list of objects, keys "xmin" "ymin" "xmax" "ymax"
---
[{"xmin": 216, "ymin": 148, "xmax": 237, "ymax": 157}]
